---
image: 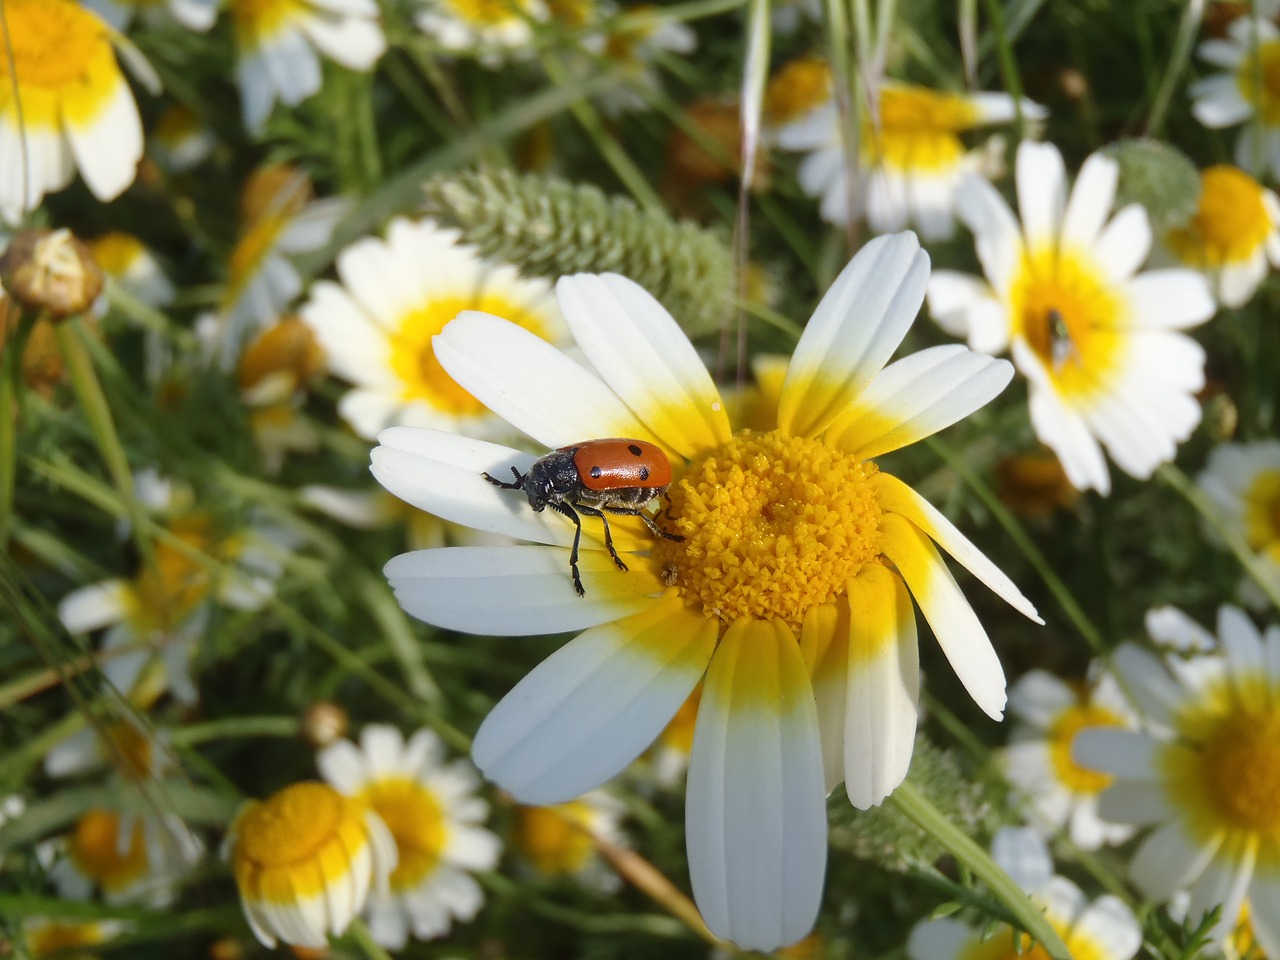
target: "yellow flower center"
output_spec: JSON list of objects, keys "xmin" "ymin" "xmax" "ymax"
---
[
  {"xmin": 1237, "ymin": 39, "xmax": 1280, "ymax": 126},
  {"xmin": 235, "ymin": 782, "xmax": 346, "ymax": 868},
  {"xmin": 88, "ymin": 233, "xmax": 146, "ymax": 278},
  {"xmin": 514, "ymin": 801, "xmax": 597, "ymax": 875},
  {"xmin": 0, "ymin": 0, "xmax": 114, "ymax": 95},
  {"xmin": 238, "ymin": 316, "xmax": 326, "ymax": 397},
  {"xmin": 1010, "ymin": 246, "xmax": 1126, "ymax": 401},
  {"xmin": 654, "ymin": 430, "xmax": 882, "ymax": 630},
  {"xmin": 1242, "ymin": 467, "xmax": 1280, "ymax": 554},
  {"xmin": 103, "ymin": 721, "xmax": 157, "ymax": 782},
  {"xmin": 230, "ymin": 0, "xmax": 304, "ymax": 40},
  {"xmin": 546, "ymin": 0, "xmax": 596, "ymax": 28},
  {"xmin": 358, "ymin": 777, "xmax": 447, "ymax": 890},
  {"xmin": 68, "ymin": 811, "xmax": 149, "ymax": 893},
  {"xmin": 1198, "ymin": 709, "xmax": 1280, "ymax": 834},
  {"xmin": 1166, "ymin": 165, "xmax": 1273, "ymax": 268},
  {"xmin": 862, "ymin": 86, "xmax": 979, "ymax": 174},
  {"xmin": 26, "ymin": 920, "xmax": 112, "ymax": 956},
  {"xmin": 766, "ymin": 58, "xmax": 833, "ymax": 126},
  {"xmin": 1047, "ymin": 703, "xmax": 1124, "ymax": 794},
  {"xmin": 389, "ymin": 294, "xmax": 549, "ymax": 415},
  {"xmin": 125, "ymin": 514, "xmax": 216, "ymax": 633},
  {"xmin": 959, "ymin": 922, "xmax": 1109, "ymax": 960},
  {"xmin": 443, "ymin": 0, "xmax": 528, "ymax": 26}
]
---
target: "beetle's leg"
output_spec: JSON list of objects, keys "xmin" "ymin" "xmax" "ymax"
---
[
  {"xmin": 549, "ymin": 501, "xmax": 586, "ymax": 596},
  {"xmin": 602, "ymin": 505, "xmax": 685, "ymax": 542},
  {"xmin": 481, "ymin": 467, "xmax": 525, "ymax": 490},
  {"xmin": 576, "ymin": 504, "xmax": 628, "ymax": 572}
]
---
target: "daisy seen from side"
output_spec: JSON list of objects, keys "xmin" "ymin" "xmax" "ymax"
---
[
  {"xmin": 1075, "ymin": 605, "xmax": 1280, "ymax": 954},
  {"xmin": 510, "ymin": 791, "xmax": 627, "ymax": 891},
  {"xmin": 907, "ymin": 826, "xmax": 1142, "ymax": 960},
  {"xmin": 22, "ymin": 918, "xmax": 128, "ymax": 958},
  {"xmin": 415, "ymin": 0, "xmax": 547, "ymax": 65},
  {"xmin": 774, "ymin": 80, "xmax": 1045, "ymax": 241},
  {"xmin": 1003, "ymin": 666, "xmax": 1138, "ymax": 850},
  {"xmin": 225, "ymin": 781, "xmax": 397, "ymax": 949},
  {"xmin": 81, "ymin": 0, "xmax": 217, "ymax": 31},
  {"xmin": 927, "ymin": 140, "xmax": 1216, "ymax": 495},
  {"xmin": 1164, "ymin": 165, "xmax": 1280, "ymax": 309},
  {"xmin": 370, "ymin": 231, "xmax": 1041, "ymax": 950},
  {"xmin": 230, "ymin": 0, "xmax": 386, "ymax": 133},
  {"xmin": 300, "ymin": 216, "xmax": 566, "ymax": 441},
  {"xmin": 88, "ymin": 232, "xmax": 176, "ymax": 313},
  {"xmin": 590, "ymin": 6, "xmax": 697, "ymax": 116},
  {"xmin": 1197, "ymin": 440, "xmax": 1280, "ymax": 602},
  {"xmin": 1191, "ymin": 7, "xmax": 1280, "ymax": 180},
  {"xmin": 316, "ymin": 724, "xmax": 502, "ymax": 949},
  {"xmin": 0, "ymin": 0, "xmax": 144, "ymax": 224}
]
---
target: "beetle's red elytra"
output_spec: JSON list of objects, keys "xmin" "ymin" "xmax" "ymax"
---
[{"xmin": 483, "ymin": 438, "xmax": 684, "ymax": 597}]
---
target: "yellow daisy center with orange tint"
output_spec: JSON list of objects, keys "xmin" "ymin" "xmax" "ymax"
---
[
  {"xmin": 88, "ymin": 233, "xmax": 146, "ymax": 278},
  {"xmin": 1242, "ymin": 467, "xmax": 1280, "ymax": 556},
  {"xmin": 654, "ymin": 430, "xmax": 882, "ymax": 630},
  {"xmin": 959, "ymin": 923, "xmax": 1109, "ymax": 960},
  {"xmin": 766, "ymin": 58, "xmax": 832, "ymax": 126},
  {"xmin": 1167, "ymin": 166, "xmax": 1273, "ymax": 268},
  {"xmin": 230, "ymin": 0, "xmax": 304, "ymax": 38},
  {"xmin": 239, "ymin": 316, "xmax": 326, "ymax": 397},
  {"xmin": 861, "ymin": 87, "xmax": 979, "ymax": 174},
  {"xmin": 26, "ymin": 920, "xmax": 111, "ymax": 956},
  {"xmin": 443, "ymin": 0, "xmax": 529, "ymax": 26},
  {"xmin": 1010, "ymin": 246, "xmax": 1126, "ymax": 401},
  {"xmin": 514, "ymin": 801, "xmax": 597, "ymax": 875},
  {"xmin": 1047, "ymin": 702, "xmax": 1124, "ymax": 794},
  {"xmin": 125, "ymin": 514, "xmax": 216, "ymax": 633},
  {"xmin": 68, "ymin": 811, "xmax": 149, "ymax": 893},
  {"xmin": 390, "ymin": 294, "xmax": 549, "ymax": 415},
  {"xmin": 1237, "ymin": 39, "xmax": 1280, "ymax": 126},
  {"xmin": 0, "ymin": 0, "xmax": 114, "ymax": 99},
  {"xmin": 102, "ymin": 720, "xmax": 158, "ymax": 781},
  {"xmin": 1198, "ymin": 709, "xmax": 1280, "ymax": 833},
  {"xmin": 357, "ymin": 777, "xmax": 447, "ymax": 891}
]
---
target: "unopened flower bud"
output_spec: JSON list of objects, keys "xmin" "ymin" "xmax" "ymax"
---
[
  {"xmin": 238, "ymin": 316, "xmax": 327, "ymax": 406},
  {"xmin": 0, "ymin": 229, "xmax": 104, "ymax": 320},
  {"xmin": 301, "ymin": 701, "xmax": 349, "ymax": 749}
]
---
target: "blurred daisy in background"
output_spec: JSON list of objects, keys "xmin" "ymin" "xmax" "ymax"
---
[
  {"xmin": 46, "ymin": 808, "xmax": 203, "ymax": 907},
  {"xmin": 775, "ymin": 79, "xmax": 1045, "ymax": 240},
  {"xmin": 1163, "ymin": 165, "xmax": 1280, "ymax": 308},
  {"xmin": 370, "ymin": 232, "xmax": 1040, "ymax": 950},
  {"xmin": 214, "ymin": 164, "xmax": 348, "ymax": 366},
  {"xmin": 994, "ymin": 451, "xmax": 1079, "ymax": 519},
  {"xmin": 928, "ymin": 140, "xmax": 1216, "ymax": 495},
  {"xmin": 88, "ymin": 232, "xmax": 176, "ymax": 314},
  {"xmin": 1075, "ymin": 605, "xmax": 1280, "ymax": 954},
  {"xmin": 416, "ymin": 0, "xmax": 547, "ymax": 65},
  {"xmin": 238, "ymin": 315, "xmax": 327, "ymax": 473},
  {"xmin": 150, "ymin": 104, "xmax": 216, "ymax": 173},
  {"xmin": 1191, "ymin": 7, "xmax": 1280, "ymax": 180},
  {"xmin": 764, "ymin": 56, "xmax": 834, "ymax": 134},
  {"xmin": 317, "ymin": 725, "xmax": 502, "ymax": 948},
  {"xmin": 1003, "ymin": 666, "xmax": 1138, "ymax": 850},
  {"xmin": 907, "ymin": 826, "xmax": 1141, "ymax": 960},
  {"xmin": 591, "ymin": 6, "xmax": 697, "ymax": 115},
  {"xmin": 230, "ymin": 0, "xmax": 386, "ymax": 133},
  {"xmin": 0, "ymin": 0, "xmax": 145, "ymax": 223},
  {"xmin": 1198, "ymin": 440, "xmax": 1280, "ymax": 604},
  {"xmin": 300, "ymin": 216, "xmax": 565, "ymax": 440},
  {"xmin": 22, "ymin": 918, "xmax": 129, "ymax": 959},
  {"xmin": 82, "ymin": 0, "xmax": 217, "ymax": 31},
  {"xmin": 44, "ymin": 715, "xmax": 172, "ymax": 784},
  {"xmin": 225, "ymin": 781, "xmax": 397, "ymax": 949},
  {"xmin": 510, "ymin": 791, "xmax": 626, "ymax": 891}
]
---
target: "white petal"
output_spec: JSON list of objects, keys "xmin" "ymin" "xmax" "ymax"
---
[
  {"xmin": 685, "ymin": 618, "xmax": 826, "ymax": 951},
  {"xmin": 907, "ymin": 917, "xmax": 976, "ymax": 960},
  {"xmin": 1061, "ymin": 153, "xmax": 1120, "ymax": 253},
  {"xmin": 1125, "ymin": 270, "xmax": 1215, "ymax": 329},
  {"xmin": 1145, "ymin": 606, "xmax": 1217, "ymax": 652},
  {"xmin": 1092, "ymin": 205, "xmax": 1152, "ymax": 283},
  {"xmin": 553, "ymin": 274, "xmax": 731, "ymax": 457},
  {"xmin": 1020, "ymin": 349, "xmax": 1111, "ymax": 494},
  {"xmin": 471, "ymin": 595, "xmax": 716, "ymax": 804},
  {"xmin": 64, "ymin": 80, "xmax": 143, "ymax": 201},
  {"xmin": 1187, "ymin": 840, "xmax": 1254, "ymax": 941},
  {"xmin": 58, "ymin": 580, "xmax": 129, "ymax": 632},
  {"xmin": 954, "ymin": 174, "xmax": 1025, "ymax": 298},
  {"xmin": 991, "ymin": 826, "xmax": 1054, "ymax": 893},
  {"xmin": 1096, "ymin": 780, "xmax": 1171, "ymax": 826},
  {"xmin": 1071, "ymin": 729, "xmax": 1160, "ymax": 778},
  {"xmin": 1007, "ymin": 670, "xmax": 1076, "ymax": 728},
  {"xmin": 777, "ymin": 233, "xmax": 930, "ymax": 439},
  {"xmin": 1129, "ymin": 820, "xmax": 1223, "ymax": 899},
  {"xmin": 383, "ymin": 546, "xmax": 662, "ymax": 636},
  {"xmin": 1016, "ymin": 141, "xmax": 1067, "ymax": 248}
]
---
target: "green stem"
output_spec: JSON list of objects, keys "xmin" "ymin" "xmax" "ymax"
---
[
  {"xmin": 1159, "ymin": 463, "xmax": 1280, "ymax": 611},
  {"xmin": 347, "ymin": 919, "xmax": 397, "ymax": 960},
  {"xmin": 979, "ymin": 0, "xmax": 1026, "ymax": 126},
  {"xmin": 168, "ymin": 716, "xmax": 301, "ymax": 746},
  {"xmin": 0, "ymin": 317, "xmax": 17, "ymax": 547},
  {"xmin": 1143, "ymin": 0, "xmax": 1205, "ymax": 137},
  {"xmin": 889, "ymin": 782, "xmax": 1071, "ymax": 960}
]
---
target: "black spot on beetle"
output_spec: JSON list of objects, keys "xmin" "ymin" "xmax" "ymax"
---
[
  {"xmin": 590, "ymin": 465, "xmax": 603, "ymax": 478},
  {"xmin": 639, "ymin": 465, "xmax": 650, "ymax": 481},
  {"xmin": 628, "ymin": 444, "xmax": 643, "ymax": 456}
]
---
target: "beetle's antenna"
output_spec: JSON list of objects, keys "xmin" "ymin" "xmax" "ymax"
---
[{"xmin": 0, "ymin": 0, "xmax": 30, "ymax": 220}]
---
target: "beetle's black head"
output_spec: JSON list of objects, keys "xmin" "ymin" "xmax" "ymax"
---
[{"xmin": 522, "ymin": 451, "xmax": 582, "ymax": 510}]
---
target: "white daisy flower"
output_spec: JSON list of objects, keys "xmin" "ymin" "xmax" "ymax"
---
[
  {"xmin": 1003, "ymin": 666, "xmax": 1138, "ymax": 850},
  {"xmin": 58, "ymin": 488, "xmax": 294, "ymax": 705},
  {"xmin": 927, "ymin": 140, "xmax": 1216, "ymax": 495},
  {"xmin": 1164, "ymin": 165, "xmax": 1280, "ymax": 308},
  {"xmin": 299, "ymin": 216, "xmax": 566, "ymax": 441},
  {"xmin": 81, "ymin": 0, "xmax": 217, "ymax": 31},
  {"xmin": 232, "ymin": 0, "xmax": 386, "ymax": 133},
  {"xmin": 44, "ymin": 716, "xmax": 172, "ymax": 783},
  {"xmin": 225, "ymin": 781, "xmax": 397, "ymax": 949},
  {"xmin": 150, "ymin": 104, "xmax": 216, "ymax": 173},
  {"xmin": 47, "ymin": 809, "xmax": 203, "ymax": 907},
  {"xmin": 908, "ymin": 826, "xmax": 1142, "ymax": 960},
  {"xmin": 0, "ymin": 0, "xmax": 144, "ymax": 224},
  {"xmin": 369, "ymin": 232, "xmax": 1040, "ymax": 950},
  {"xmin": 510, "ymin": 790, "xmax": 627, "ymax": 891},
  {"xmin": 215, "ymin": 165, "xmax": 348, "ymax": 366},
  {"xmin": 591, "ymin": 6, "xmax": 697, "ymax": 116},
  {"xmin": 88, "ymin": 232, "xmax": 176, "ymax": 312},
  {"xmin": 22, "ymin": 917, "xmax": 129, "ymax": 958},
  {"xmin": 238, "ymin": 315, "xmax": 326, "ymax": 473},
  {"xmin": 1198, "ymin": 440, "xmax": 1280, "ymax": 603},
  {"xmin": 775, "ymin": 82, "xmax": 1046, "ymax": 241},
  {"xmin": 415, "ymin": 0, "xmax": 547, "ymax": 65},
  {"xmin": 1075, "ymin": 605, "xmax": 1280, "ymax": 954},
  {"xmin": 1191, "ymin": 8, "xmax": 1280, "ymax": 180},
  {"xmin": 317, "ymin": 725, "xmax": 502, "ymax": 948}
]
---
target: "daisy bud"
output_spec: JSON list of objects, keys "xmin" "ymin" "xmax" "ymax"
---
[
  {"xmin": 300, "ymin": 701, "xmax": 349, "ymax": 749},
  {"xmin": 0, "ymin": 229, "xmax": 103, "ymax": 321},
  {"xmin": 1, "ymin": 306, "xmax": 64, "ymax": 397},
  {"xmin": 665, "ymin": 97, "xmax": 769, "ymax": 192},
  {"xmin": 995, "ymin": 453, "xmax": 1079, "ymax": 519},
  {"xmin": 207, "ymin": 937, "xmax": 247, "ymax": 960},
  {"xmin": 238, "ymin": 316, "xmax": 326, "ymax": 407}
]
